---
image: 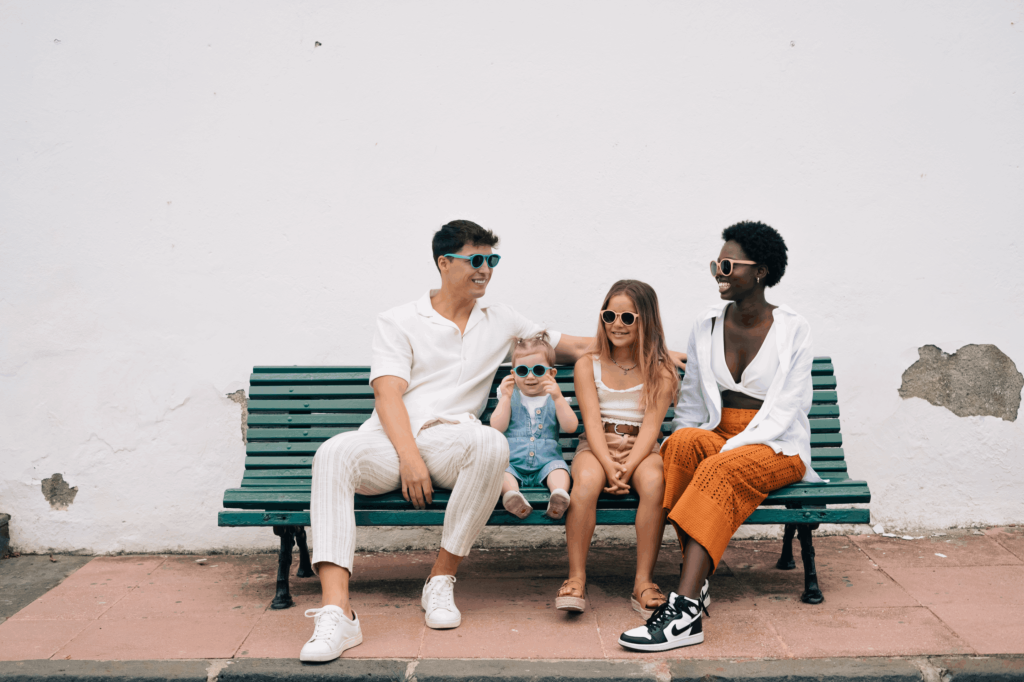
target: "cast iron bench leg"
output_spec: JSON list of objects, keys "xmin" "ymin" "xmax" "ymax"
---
[
  {"xmin": 775, "ymin": 523, "xmax": 797, "ymax": 570},
  {"xmin": 295, "ymin": 526, "xmax": 315, "ymax": 578},
  {"xmin": 271, "ymin": 525, "xmax": 296, "ymax": 609},
  {"xmin": 797, "ymin": 524, "xmax": 824, "ymax": 604}
]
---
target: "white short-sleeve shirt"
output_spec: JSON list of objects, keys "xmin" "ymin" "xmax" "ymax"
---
[{"xmin": 362, "ymin": 289, "xmax": 562, "ymax": 435}]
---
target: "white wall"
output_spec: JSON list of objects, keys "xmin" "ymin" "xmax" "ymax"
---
[{"xmin": 2, "ymin": 1, "xmax": 1022, "ymax": 553}]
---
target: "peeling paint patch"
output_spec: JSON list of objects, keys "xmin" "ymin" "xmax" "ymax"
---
[
  {"xmin": 899, "ymin": 344, "xmax": 1024, "ymax": 421},
  {"xmin": 41, "ymin": 473, "xmax": 78, "ymax": 510},
  {"xmin": 226, "ymin": 390, "xmax": 248, "ymax": 443}
]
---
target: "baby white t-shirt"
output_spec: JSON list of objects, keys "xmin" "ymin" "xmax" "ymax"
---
[{"xmin": 519, "ymin": 393, "xmax": 549, "ymax": 427}]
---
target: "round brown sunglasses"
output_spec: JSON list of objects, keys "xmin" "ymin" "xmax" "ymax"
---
[
  {"xmin": 710, "ymin": 258, "xmax": 757, "ymax": 277},
  {"xmin": 601, "ymin": 310, "xmax": 636, "ymax": 326}
]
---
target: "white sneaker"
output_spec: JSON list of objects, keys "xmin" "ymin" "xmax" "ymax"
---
[
  {"xmin": 546, "ymin": 489, "xmax": 571, "ymax": 520},
  {"xmin": 299, "ymin": 605, "xmax": 362, "ymax": 662},
  {"xmin": 421, "ymin": 575, "xmax": 461, "ymax": 629}
]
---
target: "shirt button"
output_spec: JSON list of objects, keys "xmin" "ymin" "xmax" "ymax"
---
[
  {"xmin": 536, "ymin": 409, "xmax": 542, "ymax": 415},
  {"xmin": 529, "ymin": 452, "xmax": 535, "ymax": 457},
  {"xmin": 530, "ymin": 437, "xmax": 535, "ymax": 441}
]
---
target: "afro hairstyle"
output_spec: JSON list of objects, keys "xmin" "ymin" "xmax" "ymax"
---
[{"xmin": 721, "ymin": 221, "xmax": 788, "ymax": 288}]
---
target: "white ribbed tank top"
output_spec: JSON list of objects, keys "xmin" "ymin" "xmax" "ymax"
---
[{"xmin": 593, "ymin": 357, "xmax": 645, "ymax": 426}]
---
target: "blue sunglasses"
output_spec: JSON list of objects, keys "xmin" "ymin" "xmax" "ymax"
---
[
  {"xmin": 513, "ymin": 364, "xmax": 555, "ymax": 378},
  {"xmin": 444, "ymin": 253, "xmax": 502, "ymax": 269}
]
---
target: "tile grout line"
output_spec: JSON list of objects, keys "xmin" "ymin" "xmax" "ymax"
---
[
  {"xmin": 588, "ymin": 586, "xmax": 611, "ymax": 660},
  {"xmin": 918, "ymin": 604, "xmax": 980, "ymax": 656},
  {"xmin": 848, "ymin": 535, "xmax": 980, "ymax": 655},
  {"xmin": 414, "ymin": 603, "xmax": 428, "ymax": 661},
  {"xmin": 46, "ymin": 556, "xmax": 151, "ymax": 661},
  {"xmin": 847, "ymin": 535, "xmax": 924, "ymax": 607},
  {"xmin": 229, "ymin": 568, "xmax": 277, "ymax": 659},
  {"xmin": 755, "ymin": 594, "xmax": 795, "ymax": 659},
  {"xmin": 731, "ymin": 542, "xmax": 793, "ymax": 659},
  {"xmin": 988, "ymin": 530, "xmax": 1024, "ymax": 563}
]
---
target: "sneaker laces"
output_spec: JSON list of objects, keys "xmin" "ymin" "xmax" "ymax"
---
[
  {"xmin": 646, "ymin": 595, "xmax": 698, "ymax": 633},
  {"xmin": 305, "ymin": 607, "xmax": 343, "ymax": 642},
  {"xmin": 427, "ymin": 575, "xmax": 456, "ymax": 611}
]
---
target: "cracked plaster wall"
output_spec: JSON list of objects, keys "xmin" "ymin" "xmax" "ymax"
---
[{"xmin": 1, "ymin": 2, "xmax": 1023, "ymax": 553}]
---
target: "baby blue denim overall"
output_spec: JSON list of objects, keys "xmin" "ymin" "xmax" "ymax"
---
[{"xmin": 504, "ymin": 388, "xmax": 570, "ymax": 487}]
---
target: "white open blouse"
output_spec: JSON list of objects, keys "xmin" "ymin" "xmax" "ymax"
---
[{"xmin": 670, "ymin": 302, "xmax": 826, "ymax": 484}]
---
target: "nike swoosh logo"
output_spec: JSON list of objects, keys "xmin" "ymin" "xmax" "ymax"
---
[{"xmin": 671, "ymin": 623, "xmax": 690, "ymax": 637}]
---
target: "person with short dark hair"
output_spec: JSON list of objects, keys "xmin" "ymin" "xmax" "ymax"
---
[
  {"xmin": 618, "ymin": 221, "xmax": 825, "ymax": 653},
  {"xmin": 300, "ymin": 220, "xmax": 596, "ymax": 662}
]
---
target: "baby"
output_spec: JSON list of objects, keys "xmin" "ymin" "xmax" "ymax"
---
[{"xmin": 489, "ymin": 332, "xmax": 578, "ymax": 519}]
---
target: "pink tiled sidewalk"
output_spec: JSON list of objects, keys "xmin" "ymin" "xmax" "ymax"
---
[{"xmin": 1, "ymin": 527, "xmax": 1022, "ymax": 661}]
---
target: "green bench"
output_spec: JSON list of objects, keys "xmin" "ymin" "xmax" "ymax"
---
[{"xmin": 219, "ymin": 358, "xmax": 870, "ymax": 609}]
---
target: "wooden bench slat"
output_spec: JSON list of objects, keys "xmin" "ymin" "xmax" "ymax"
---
[
  {"xmin": 237, "ymin": 468, "xmax": 857, "ymax": 487},
  {"xmin": 237, "ymin": 470, "xmax": 856, "ymax": 489},
  {"xmin": 250, "ymin": 358, "xmax": 833, "ymax": 374},
  {"xmin": 220, "ymin": 505, "xmax": 868, "ymax": 528},
  {"xmin": 249, "ymin": 362, "xmax": 836, "ymax": 386},
  {"xmin": 223, "ymin": 479, "xmax": 870, "ymax": 512},
  {"xmin": 246, "ymin": 390, "xmax": 840, "ymax": 413},
  {"xmin": 238, "ymin": 458, "xmax": 849, "ymax": 480},
  {"xmin": 238, "ymin": 452, "xmax": 849, "ymax": 474},
  {"xmin": 245, "ymin": 418, "xmax": 843, "ymax": 442},
  {"xmin": 249, "ymin": 375, "xmax": 840, "ymax": 399},
  {"xmin": 244, "ymin": 432, "xmax": 843, "ymax": 455},
  {"xmin": 246, "ymin": 405, "xmax": 841, "ymax": 427}
]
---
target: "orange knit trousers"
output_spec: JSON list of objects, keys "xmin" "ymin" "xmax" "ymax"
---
[{"xmin": 661, "ymin": 408, "xmax": 806, "ymax": 568}]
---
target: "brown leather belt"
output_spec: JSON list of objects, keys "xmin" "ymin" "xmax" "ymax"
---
[{"xmin": 603, "ymin": 422, "xmax": 641, "ymax": 436}]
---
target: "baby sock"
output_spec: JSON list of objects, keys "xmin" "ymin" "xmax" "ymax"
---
[
  {"xmin": 502, "ymin": 490, "xmax": 533, "ymax": 519},
  {"xmin": 546, "ymin": 488, "xmax": 571, "ymax": 519}
]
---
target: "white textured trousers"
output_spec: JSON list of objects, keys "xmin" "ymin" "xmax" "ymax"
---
[{"xmin": 310, "ymin": 422, "xmax": 509, "ymax": 574}]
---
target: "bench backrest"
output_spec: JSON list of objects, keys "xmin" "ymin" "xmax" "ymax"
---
[{"xmin": 240, "ymin": 359, "xmax": 848, "ymax": 486}]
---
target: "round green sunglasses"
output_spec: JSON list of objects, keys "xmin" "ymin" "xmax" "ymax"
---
[
  {"xmin": 513, "ymin": 364, "xmax": 555, "ymax": 378},
  {"xmin": 444, "ymin": 253, "xmax": 502, "ymax": 269}
]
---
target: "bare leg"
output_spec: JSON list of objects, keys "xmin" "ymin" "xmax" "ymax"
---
[
  {"xmin": 631, "ymin": 455, "xmax": 667, "ymax": 599},
  {"xmin": 561, "ymin": 452, "xmax": 606, "ymax": 596},
  {"xmin": 428, "ymin": 548, "xmax": 464, "ymax": 580},
  {"xmin": 318, "ymin": 562, "xmax": 354, "ymax": 619},
  {"xmin": 669, "ymin": 518, "xmax": 690, "ymax": 555},
  {"xmin": 545, "ymin": 469, "xmax": 570, "ymax": 493},
  {"xmin": 676, "ymin": 538, "xmax": 713, "ymax": 601},
  {"xmin": 501, "ymin": 472, "xmax": 521, "ymax": 495}
]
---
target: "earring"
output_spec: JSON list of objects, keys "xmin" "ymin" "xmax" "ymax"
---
[{"xmin": 757, "ymin": 277, "xmax": 761, "ymax": 284}]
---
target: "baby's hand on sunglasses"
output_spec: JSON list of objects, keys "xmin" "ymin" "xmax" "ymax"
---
[
  {"xmin": 498, "ymin": 374, "xmax": 516, "ymax": 400},
  {"xmin": 540, "ymin": 374, "xmax": 563, "ymax": 399}
]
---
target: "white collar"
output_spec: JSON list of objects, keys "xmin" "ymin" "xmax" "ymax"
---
[{"xmin": 415, "ymin": 289, "xmax": 491, "ymax": 332}]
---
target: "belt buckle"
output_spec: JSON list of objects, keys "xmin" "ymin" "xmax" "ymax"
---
[{"xmin": 613, "ymin": 423, "xmax": 629, "ymax": 436}]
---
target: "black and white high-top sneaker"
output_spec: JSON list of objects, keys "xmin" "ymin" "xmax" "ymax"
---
[{"xmin": 618, "ymin": 592, "xmax": 703, "ymax": 652}]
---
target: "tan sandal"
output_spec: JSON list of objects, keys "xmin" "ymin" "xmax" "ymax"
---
[
  {"xmin": 630, "ymin": 582, "xmax": 667, "ymax": 619},
  {"xmin": 555, "ymin": 578, "xmax": 586, "ymax": 612}
]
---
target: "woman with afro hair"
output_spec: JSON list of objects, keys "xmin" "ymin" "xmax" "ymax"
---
[{"xmin": 617, "ymin": 221, "xmax": 825, "ymax": 653}]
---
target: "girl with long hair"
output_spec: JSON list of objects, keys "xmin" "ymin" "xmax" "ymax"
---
[{"xmin": 556, "ymin": 280, "xmax": 679, "ymax": 617}]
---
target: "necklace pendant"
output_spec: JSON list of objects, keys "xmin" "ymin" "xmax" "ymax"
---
[{"xmin": 623, "ymin": 368, "xmax": 629, "ymax": 375}]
